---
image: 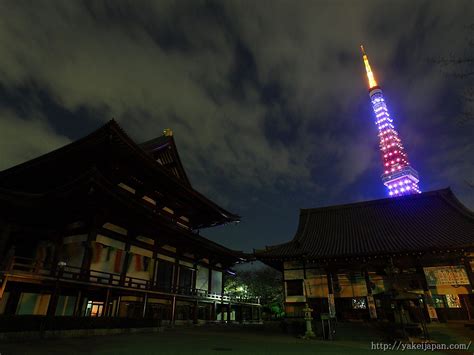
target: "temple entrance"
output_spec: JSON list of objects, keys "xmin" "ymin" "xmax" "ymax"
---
[{"xmin": 85, "ymin": 300, "xmax": 104, "ymax": 317}]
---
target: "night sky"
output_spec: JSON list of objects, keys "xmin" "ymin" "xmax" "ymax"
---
[{"xmin": 0, "ymin": 1, "xmax": 473, "ymax": 253}]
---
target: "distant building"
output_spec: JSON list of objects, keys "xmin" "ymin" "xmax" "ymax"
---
[
  {"xmin": 256, "ymin": 189, "xmax": 474, "ymax": 322},
  {"xmin": 0, "ymin": 120, "xmax": 260, "ymax": 330}
]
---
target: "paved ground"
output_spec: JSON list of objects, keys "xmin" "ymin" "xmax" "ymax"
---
[{"xmin": 0, "ymin": 322, "xmax": 472, "ymax": 355}]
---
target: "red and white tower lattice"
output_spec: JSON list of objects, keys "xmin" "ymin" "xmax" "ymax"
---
[{"xmin": 361, "ymin": 45, "xmax": 421, "ymax": 197}]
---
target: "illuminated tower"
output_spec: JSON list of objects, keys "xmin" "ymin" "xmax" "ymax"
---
[{"xmin": 361, "ymin": 45, "xmax": 421, "ymax": 197}]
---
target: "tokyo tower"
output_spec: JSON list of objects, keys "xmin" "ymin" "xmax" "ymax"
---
[{"xmin": 361, "ymin": 45, "xmax": 421, "ymax": 197}]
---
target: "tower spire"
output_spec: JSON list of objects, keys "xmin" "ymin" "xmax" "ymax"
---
[
  {"xmin": 361, "ymin": 44, "xmax": 378, "ymax": 89},
  {"xmin": 360, "ymin": 46, "xmax": 421, "ymax": 197}
]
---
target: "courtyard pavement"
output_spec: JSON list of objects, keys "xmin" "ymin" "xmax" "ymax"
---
[{"xmin": 0, "ymin": 322, "xmax": 472, "ymax": 355}]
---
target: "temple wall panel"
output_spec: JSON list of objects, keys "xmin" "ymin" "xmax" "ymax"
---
[
  {"xmin": 285, "ymin": 295, "xmax": 306, "ymax": 303},
  {"xmin": 96, "ymin": 235, "xmax": 125, "ymax": 250},
  {"xmin": 60, "ymin": 241, "xmax": 85, "ymax": 268},
  {"xmin": 0, "ymin": 292, "xmax": 9, "ymax": 315},
  {"xmin": 195, "ymin": 265, "xmax": 209, "ymax": 291},
  {"xmin": 126, "ymin": 246, "xmax": 154, "ymax": 281},
  {"xmin": 306, "ymin": 268, "xmax": 323, "ymax": 278},
  {"xmin": 284, "ymin": 269, "xmax": 304, "ymax": 280},
  {"xmin": 157, "ymin": 253, "xmax": 175, "ymax": 263},
  {"xmin": 284, "ymin": 261, "xmax": 303, "ymax": 269},
  {"xmin": 162, "ymin": 245, "xmax": 176, "ymax": 253},
  {"xmin": 55, "ymin": 295, "xmax": 76, "ymax": 316},
  {"xmin": 130, "ymin": 245, "xmax": 153, "ymax": 258},
  {"xmin": 179, "ymin": 260, "xmax": 193, "ymax": 268},
  {"xmin": 63, "ymin": 234, "xmax": 87, "ymax": 244},
  {"xmin": 304, "ymin": 275, "xmax": 327, "ymax": 297},
  {"xmin": 16, "ymin": 292, "xmax": 50, "ymax": 315},
  {"xmin": 90, "ymin": 241, "xmax": 125, "ymax": 275},
  {"xmin": 337, "ymin": 274, "xmax": 367, "ymax": 297},
  {"xmin": 136, "ymin": 236, "xmax": 154, "ymax": 245},
  {"xmin": 211, "ymin": 270, "xmax": 222, "ymax": 294},
  {"xmin": 102, "ymin": 223, "xmax": 128, "ymax": 236}
]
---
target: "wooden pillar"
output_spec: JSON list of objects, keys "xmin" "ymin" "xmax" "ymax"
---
[
  {"xmin": 47, "ymin": 259, "xmax": 66, "ymax": 317},
  {"xmin": 237, "ymin": 304, "xmax": 243, "ymax": 324},
  {"xmin": 81, "ymin": 216, "xmax": 101, "ymax": 279},
  {"xmin": 73, "ymin": 290, "xmax": 82, "ymax": 317},
  {"xmin": 171, "ymin": 295, "xmax": 176, "ymax": 325},
  {"xmin": 0, "ymin": 275, "xmax": 8, "ymax": 301},
  {"xmin": 50, "ymin": 230, "xmax": 63, "ymax": 276},
  {"xmin": 115, "ymin": 295, "xmax": 122, "ymax": 317},
  {"xmin": 416, "ymin": 265, "xmax": 437, "ymax": 322},
  {"xmin": 220, "ymin": 273, "xmax": 225, "ymax": 323},
  {"xmin": 364, "ymin": 269, "xmax": 377, "ymax": 319},
  {"xmin": 120, "ymin": 243, "xmax": 131, "ymax": 285},
  {"xmin": 227, "ymin": 303, "xmax": 232, "ymax": 323},
  {"xmin": 193, "ymin": 300, "xmax": 199, "ymax": 324},
  {"xmin": 257, "ymin": 306, "xmax": 262, "ymax": 323},
  {"xmin": 142, "ymin": 292, "xmax": 148, "ymax": 318},
  {"xmin": 208, "ymin": 302, "xmax": 213, "ymax": 321},
  {"xmin": 174, "ymin": 252, "xmax": 180, "ymax": 294},
  {"xmin": 212, "ymin": 301, "xmax": 217, "ymax": 321},
  {"xmin": 192, "ymin": 265, "xmax": 197, "ymax": 294},
  {"xmin": 103, "ymin": 288, "xmax": 111, "ymax": 317},
  {"xmin": 47, "ymin": 283, "xmax": 60, "ymax": 317},
  {"xmin": 463, "ymin": 257, "xmax": 474, "ymax": 291},
  {"xmin": 150, "ymin": 247, "xmax": 158, "ymax": 288},
  {"xmin": 208, "ymin": 266, "xmax": 213, "ymax": 295},
  {"xmin": 326, "ymin": 269, "xmax": 335, "ymax": 317},
  {"xmin": 3, "ymin": 289, "xmax": 20, "ymax": 315}
]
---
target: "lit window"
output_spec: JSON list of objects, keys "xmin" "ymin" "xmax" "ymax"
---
[
  {"xmin": 352, "ymin": 297, "xmax": 367, "ymax": 309},
  {"xmin": 446, "ymin": 295, "xmax": 461, "ymax": 308}
]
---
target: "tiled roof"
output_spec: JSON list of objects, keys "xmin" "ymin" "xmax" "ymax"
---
[
  {"xmin": 0, "ymin": 120, "xmax": 239, "ymax": 227},
  {"xmin": 139, "ymin": 135, "xmax": 192, "ymax": 186},
  {"xmin": 256, "ymin": 188, "xmax": 474, "ymax": 260}
]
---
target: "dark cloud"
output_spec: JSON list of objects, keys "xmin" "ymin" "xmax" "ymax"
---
[{"xmin": 0, "ymin": 0, "xmax": 472, "ymax": 251}]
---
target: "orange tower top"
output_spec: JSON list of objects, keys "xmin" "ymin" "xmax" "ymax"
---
[{"xmin": 360, "ymin": 45, "xmax": 378, "ymax": 89}]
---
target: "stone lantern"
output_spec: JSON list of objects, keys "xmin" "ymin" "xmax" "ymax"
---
[{"xmin": 302, "ymin": 303, "xmax": 315, "ymax": 339}]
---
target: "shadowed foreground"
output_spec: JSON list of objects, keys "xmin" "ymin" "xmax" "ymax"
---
[{"xmin": 1, "ymin": 323, "xmax": 472, "ymax": 355}]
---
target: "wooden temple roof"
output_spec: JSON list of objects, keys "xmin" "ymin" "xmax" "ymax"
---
[
  {"xmin": 0, "ymin": 120, "xmax": 239, "ymax": 229},
  {"xmin": 256, "ymin": 188, "xmax": 474, "ymax": 262},
  {"xmin": 139, "ymin": 135, "xmax": 191, "ymax": 186}
]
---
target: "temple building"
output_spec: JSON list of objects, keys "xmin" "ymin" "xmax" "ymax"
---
[
  {"xmin": 256, "ymin": 189, "xmax": 474, "ymax": 322},
  {"xmin": 0, "ymin": 120, "xmax": 260, "ymax": 330}
]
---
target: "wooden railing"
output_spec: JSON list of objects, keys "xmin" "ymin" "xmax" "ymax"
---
[{"xmin": 1, "ymin": 257, "xmax": 260, "ymax": 304}]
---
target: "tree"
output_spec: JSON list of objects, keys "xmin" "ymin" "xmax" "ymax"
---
[{"xmin": 224, "ymin": 266, "xmax": 285, "ymax": 319}]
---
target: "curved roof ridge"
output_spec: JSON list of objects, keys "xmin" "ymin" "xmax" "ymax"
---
[
  {"xmin": 0, "ymin": 119, "xmax": 117, "ymax": 178},
  {"xmin": 300, "ymin": 188, "xmax": 453, "ymax": 214}
]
